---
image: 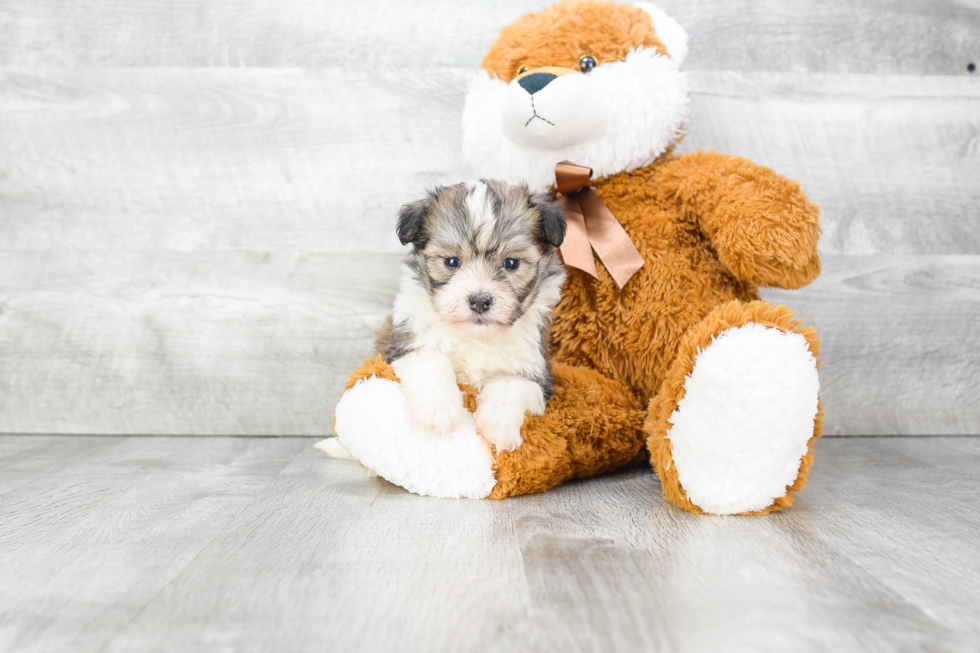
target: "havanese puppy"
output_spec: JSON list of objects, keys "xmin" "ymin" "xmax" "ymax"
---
[{"xmin": 379, "ymin": 180, "xmax": 566, "ymax": 452}]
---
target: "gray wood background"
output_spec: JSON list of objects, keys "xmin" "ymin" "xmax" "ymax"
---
[{"xmin": 0, "ymin": 0, "xmax": 977, "ymax": 436}]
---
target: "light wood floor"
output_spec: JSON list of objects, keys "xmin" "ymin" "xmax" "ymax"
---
[{"xmin": 1, "ymin": 435, "xmax": 978, "ymax": 652}]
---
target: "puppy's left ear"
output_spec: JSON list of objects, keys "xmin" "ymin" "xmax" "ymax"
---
[
  {"xmin": 396, "ymin": 198, "xmax": 429, "ymax": 247},
  {"xmin": 531, "ymin": 194, "xmax": 567, "ymax": 248}
]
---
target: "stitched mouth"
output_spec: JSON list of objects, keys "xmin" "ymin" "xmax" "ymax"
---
[{"xmin": 524, "ymin": 95, "xmax": 555, "ymax": 128}]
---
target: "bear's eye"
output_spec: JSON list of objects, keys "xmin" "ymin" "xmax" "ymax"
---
[
  {"xmin": 503, "ymin": 258, "xmax": 520, "ymax": 271},
  {"xmin": 445, "ymin": 257, "xmax": 460, "ymax": 269},
  {"xmin": 515, "ymin": 64, "xmax": 528, "ymax": 77},
  {"xmin": 578, "ymin": 55, "xmax": 598, "ymax": 73}
]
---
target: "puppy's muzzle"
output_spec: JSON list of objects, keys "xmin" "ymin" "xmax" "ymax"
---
[{"xmin": 468, "ymin": 293, "xmax": 494, "ymax": 314}]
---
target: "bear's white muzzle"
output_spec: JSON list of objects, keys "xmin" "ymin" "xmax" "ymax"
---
[{"xmin": 501, "ymin": 69, "xmax": 609, "ymax": 150}]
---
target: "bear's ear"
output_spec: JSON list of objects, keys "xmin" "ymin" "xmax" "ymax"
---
[
  {"xmin": 531, "ymin": 193, "xmax": 567, "ymax": 248},
  {"xmin": 396, "ymin": 197, "xmax": 430, "ymax": 247},
  {"xmin": 635, "ymin": 3, "xmax": 689, "ymax": 65}
]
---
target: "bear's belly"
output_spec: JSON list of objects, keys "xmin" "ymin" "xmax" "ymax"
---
[{"xmin": 549, "ymin": 173, "xmax": 757, "ymax": 403}]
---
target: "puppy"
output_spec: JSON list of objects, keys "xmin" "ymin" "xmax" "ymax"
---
[{"xmin": 379, "ymin": 180, "xmax": 566, "ymax": 451}]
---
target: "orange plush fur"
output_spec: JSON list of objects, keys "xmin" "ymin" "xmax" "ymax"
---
[
  {"xmin": 342, "ymin": 0, "xmax": 823, "ymax": 513},
  {"xmin": 482, "ymin": 1, "xmax": 669, "ymax": 82}
]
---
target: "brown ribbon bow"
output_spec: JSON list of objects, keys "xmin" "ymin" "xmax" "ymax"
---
[{"xmin": 554, "ymin": 162, "xmax": 644, "ymax": 289}]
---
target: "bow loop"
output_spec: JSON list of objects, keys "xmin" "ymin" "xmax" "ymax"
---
[
  {"xmin": 553, "ymin": 162, "xmax": 644, "ymax": 289},
  {"xmin": 555, "ymin": 162, "xmax": 593, "ymax": 195}
]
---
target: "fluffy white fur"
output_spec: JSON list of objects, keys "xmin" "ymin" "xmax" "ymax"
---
[
  {"xmin": 502, "ymin": 71, "xmax": 610, "ymax": 150},
  {"xmin": 391, "ymin": 253, "xmax": 564, "ymax": 450},
  {"xmin": 464, "ymin": 179, "xmax": 495, "ymax": 231},
  {"xmin": 430, "ymin": 261, "xmax": 518, "ymax": 340},
  {"xmin": 462, "ymin": 46, "xmax": 690, "ymax": 190},
  {"xmin": 635, "ymin": 2, "xmax": 689, "ymax": 65},
  {"xmin": 665, "ymin": 324, "xmax": 820, "ymax": 515},
  {"xmin": 474, "ymin": 376, "xmax": 547, "ymax": 452},
  {"xmin": 333, "ymin": 377, "xmax": 496, "ymax": 499},
  {"xmin": 392, "ymin": 351, "xmax": 469, "ymax": 437},
  {"xmin": 392, "ymin": 261, "xmax": 563, "ymax": 388}
]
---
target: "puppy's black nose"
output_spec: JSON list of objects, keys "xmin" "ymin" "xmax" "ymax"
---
[
  {"xmin": 468, "ymin": 293, "xmax": 493, "ymax": 314},
  {"xmin": 518, "ymin": 73, "xmax": 557, "ymax": 95}
]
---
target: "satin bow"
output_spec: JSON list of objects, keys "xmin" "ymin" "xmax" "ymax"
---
[{"xmin": 554, "ymin": 162, "xmax": 644, "ymax": 289}]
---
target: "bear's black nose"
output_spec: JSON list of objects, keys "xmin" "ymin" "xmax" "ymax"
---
[
  {"xmin": 518, "ymin": 73, "xmax": 557, "ymax": 95},
  {"xmin": 468, "ymin": 293, "xmax": 494, "ymax": 314}
]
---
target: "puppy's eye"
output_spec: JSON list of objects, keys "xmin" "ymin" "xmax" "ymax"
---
[
  {"xmin": 445, "ymin": 257, "xmax": 460, "ymax": 269},
  {"xmin": 578, "ymin": 55, "xmax": 598, "ymax": 73},
  {"xmin": 516, "ymin": 64, "xmax": 528, "ymax": 77},
  {"xmin": 503, "ymin": 258, "xmax": 520, "ymax": 271}
]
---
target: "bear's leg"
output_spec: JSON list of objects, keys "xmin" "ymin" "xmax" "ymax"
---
[
  {"xmin": 646, "ymin": 300, "xmax": 823, "ymax": 515},
  {"xmin": 332, "ymin": 357, "xmax": 647, "ymax": 500},
  {"xmin": 489, "ymin": 363, "xmax": 647, "ymax": 499}
]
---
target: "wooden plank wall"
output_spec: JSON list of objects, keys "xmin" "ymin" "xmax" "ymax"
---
[{"xmin": 0, "ymin": 1, "xmax": 977, "ymax": 436}]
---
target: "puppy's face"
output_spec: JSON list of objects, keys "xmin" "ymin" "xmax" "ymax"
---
[{"xmin": 397, "ymin": 181, "xmax": 566, "ymax": 339}]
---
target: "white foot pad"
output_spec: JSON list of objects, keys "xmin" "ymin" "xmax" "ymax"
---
[
  {"xmin": 666, "ymin": 323, "xmax": 819, "ymax": 514},
  {"xmin": 333, "ymin": 376, "xmax": 496, "ymax": 499}
]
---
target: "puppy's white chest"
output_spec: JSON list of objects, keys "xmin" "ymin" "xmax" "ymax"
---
[{"xmin": 449, "ymin": 335, "xmax": 540, "ymax": 390}]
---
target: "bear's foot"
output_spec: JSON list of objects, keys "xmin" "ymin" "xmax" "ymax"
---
[
  {"xmin": 647, "ymin": 301, "xmax": 822, "ymax": 515},
  {"xmin": 334, "ymin": 374, "xmax": 497, "ymax": 499},
  {"xmin": 331, "ymin": 356, "xmax": 647, "ymax": 500}
]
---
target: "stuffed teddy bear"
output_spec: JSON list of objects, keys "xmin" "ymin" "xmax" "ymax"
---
[{"xmin": 330, "ymin": 0, "xmax": 823, "ymax": 515}]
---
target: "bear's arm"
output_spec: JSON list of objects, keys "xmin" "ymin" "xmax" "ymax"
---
[{"xmin": 657, "ymin": 151, "xmax": 821, "ymax": 289}]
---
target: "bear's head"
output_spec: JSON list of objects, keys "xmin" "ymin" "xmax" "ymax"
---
[{"xmin": 463, "ymin": 0, "xmax": 689, "ymax": 190}]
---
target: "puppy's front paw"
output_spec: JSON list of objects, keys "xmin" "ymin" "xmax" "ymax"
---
[
  {"xmin": 403, "ymin": 382, "xmax": 468, "ymax": 436},
  {"xmin": 416, "ymin": 399, "xmax": 468, "ymax": 436},
  {"xmin": 474, "ymin": 406, "xmax": 525, "ymax": 452}
]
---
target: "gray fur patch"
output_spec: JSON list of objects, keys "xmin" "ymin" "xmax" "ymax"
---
[
  {"xmin": 530, "ymin": 360, "xmax": 556, "ymax": 403},
  {"xmin": 381, "ymin": 319, "xmax": 417, "ymax": 364}
]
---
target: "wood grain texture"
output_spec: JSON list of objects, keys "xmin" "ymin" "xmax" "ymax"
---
[
  {"xmin": 761, "ymin": 255, "xmax": 980, "ymax": 436},
  {"xmin": 1, "ymin": 1, "xmax": 978, "ymax": 437},
  {"xmin": 0, "ymin": 67, "xmax": 466, "ymax": 253},
  {"xmin": 0, "ymin": 435, "xmax": 978, "ymax": 652},
  {"xmin": 1, "ymin": 252, "xmax": 977, "ymax": 435},
  {"xmin": 1, "ymin": 0, "xmax": 978, "ymax": 74},
  {"xmin": 0, "ymin": 252, "xmax": 400, "ymax": 435},
  {"xmin": 0, "ymin": 436, "xmax": 310, "ymax": 652},
  {"xmin": 1, "ymin": 69, "xmax": 977, "ymax": 255},
  {"xmin": 683, "ymin": 72, "xmax": 980, "ymax": 256}
]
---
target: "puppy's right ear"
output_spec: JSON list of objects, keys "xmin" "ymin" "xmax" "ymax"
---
[{"xmin": 396, "ymin": 199, "xmax": 429, "ymax": 247}]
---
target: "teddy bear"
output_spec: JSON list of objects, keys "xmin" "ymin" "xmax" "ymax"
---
[{"xmin": 329, "ymin": 0, "xmax": 823, "ymax": 515}]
